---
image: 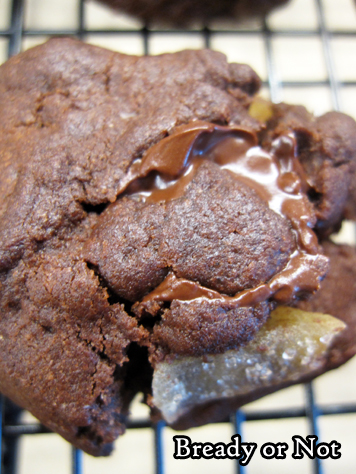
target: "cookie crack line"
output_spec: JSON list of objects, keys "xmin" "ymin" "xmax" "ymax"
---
[
  {"xmin": 84, "ymin": 261, "xmax": 134, "ymax": 313},
  {"xmin": 103, "ymin": 53, "xmax": 115, "ymax": 95}
]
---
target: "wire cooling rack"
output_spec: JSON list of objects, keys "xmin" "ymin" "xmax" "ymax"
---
[{"xmin": 0, "ymin": 0, "xmax": 356, "ymax": 473}]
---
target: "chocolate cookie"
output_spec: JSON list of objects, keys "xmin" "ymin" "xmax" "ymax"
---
[
  {"xmin": 0, "ymin": 37, "xmax": 356, "ymax": 456},
  {"xmin": 94, "ymin": 0, "xmax": 290, "ymax": 26}
]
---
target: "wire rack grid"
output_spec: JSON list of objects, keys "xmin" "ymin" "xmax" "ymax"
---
[{"xmin": 0, "ymin": 0, "xmax": 356, "ymax": 473}]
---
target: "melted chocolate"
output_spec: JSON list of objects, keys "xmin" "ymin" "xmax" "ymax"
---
[{"xmin": 118, "ymin": 121, "xmax": 328, "ymax": 309}]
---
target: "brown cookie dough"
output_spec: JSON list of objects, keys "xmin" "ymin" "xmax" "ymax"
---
[
  {"xmin": 150, "ymin": 298, "xmax": 273, "ymax": 358},
  {"xmin": 0, "ymin": 244, "xmax": 147, "ymax": 455},
  {"xmin": 297, "ymin": 240, "xmax": 356, "ymax": 368}
]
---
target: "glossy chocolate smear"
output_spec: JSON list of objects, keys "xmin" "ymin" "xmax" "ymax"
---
[
  {"xmin": 119, "ymin": 122, "xmax": 257, "ymax": 202},
  {"xmin": 123, "ymin": 121, "xmax": 328, "ymax": 310},
  {"xmin": 84, "ymin": 160, "xmax": 294, "ymax": 302}
]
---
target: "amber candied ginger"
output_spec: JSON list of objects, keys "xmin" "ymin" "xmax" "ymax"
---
[{"xmin": 152, "ymin": 307, "xmax": 345, "ymax": 423}]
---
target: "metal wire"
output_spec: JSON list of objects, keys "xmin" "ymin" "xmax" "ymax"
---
[
  {"xmin": 154, "ymin": 420, "xmax": 166, "ymax": 474},
  {"xmin": 263, "ymin": 17, "xmax": 282, "ymax": 103},
  {"xmin": 7, "ymin": 0, "xmax": 24, "ymax": 56},
  {"xmin": 305, "ymin": 383, "xmax": 321, "ymax": 474},
  {"xmin": 233, "ymin": 410, "xmax": 246, "ymax": 474},
  {"xmin": 315, "ymin": 0, "xmax": 340, "ymax": 110},
  {"xmin": 0, "ymin": 0, "xmax": 356, "ymax": 473},
  {"xmin": 71, "ymin": 447, "xmax": 83, "ymax": 474}
]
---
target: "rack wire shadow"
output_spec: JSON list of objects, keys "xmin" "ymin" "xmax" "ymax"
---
[{"xmin": 0, "ymin": 0, "xmax": 356, "ymax": 473}]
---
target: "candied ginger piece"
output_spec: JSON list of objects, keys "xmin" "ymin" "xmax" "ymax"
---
[
  {"xmin": 248, "ymin": 97, "xmax": 274, "ymax": 123},
  {"xmin": 152, "ymin": 307, "xmax": 345, "ymax": 423}
]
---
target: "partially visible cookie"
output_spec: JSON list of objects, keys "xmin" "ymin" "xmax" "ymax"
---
[{"xmin": 93, "ymin": 0, "xmax": 290, "ymax": 26}]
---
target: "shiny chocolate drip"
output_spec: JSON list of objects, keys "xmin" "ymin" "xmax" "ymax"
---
[
  {"xmin": 118, "ymin": 121, "xmax": 328, "ymax": 310},
  {"xmin": 118, "ymin": 121, "xmax": 257, "ymax": 202}
]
